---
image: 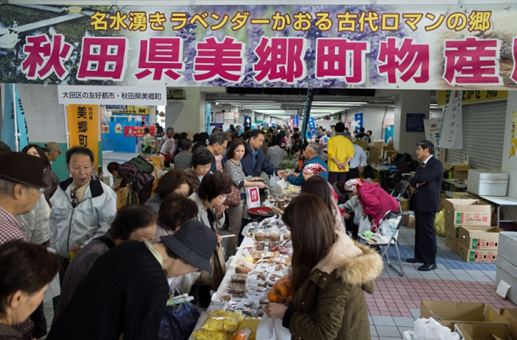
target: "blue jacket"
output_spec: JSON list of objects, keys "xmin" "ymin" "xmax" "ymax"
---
[
  {"xmin": 222, "ymin": 142, "xmax": 277, "ymax": 177},
  {"xmin": 287, "ymin": 155, "xmax": 329, "ymax": 189}
]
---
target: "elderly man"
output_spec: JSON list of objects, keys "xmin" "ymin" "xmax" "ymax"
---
[
  {"xmin": 159, "ymin": 127, "xmax": 175, "ymax": 166},
  {"xmin": 345, "ymin": 135, "xmax": 368, "ymax": 180},
  {"xmin": 50, "ymin": 147, "xmax": 116, "ymax": 272},
  {"xmin": 44, "ymin": 141, "xmax": 62, "ymax": 163},
  {"xmin": 287, "ymin": 143, "xmax": 328, "ymax": 190},
  {"xmin": 207, "ymin": 131, "xmax": 229, "ymax": 173}
]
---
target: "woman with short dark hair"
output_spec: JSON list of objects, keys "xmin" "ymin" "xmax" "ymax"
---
[
  {"xmin": 21, "ymin": 144, "xmax": 59, "ymax": 206},
  {"xmin": 264, "ymin": 194, "xmax": 382, "ymax": 339},
  {"xmin": 145, "ymin": 169, "xmax": 192, "ymax": 213},
  {"xmin": 184, "ymin": 148, "xmax": 213, "ymax": 191},
  {"xmin": 153, "ymin": 193, "xmax": 198, "ymax": 242},
  {"xmin": 0, "ymin": 240, "xmax": 59, "ymax": 340},
  {"xmin": 54, "ymin": 205, "xmax": 157, "ymax": 320}
]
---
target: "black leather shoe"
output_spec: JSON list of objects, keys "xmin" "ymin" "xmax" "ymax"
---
[
  {"xmin": 406, "ymin": 258, "xmax": 424, "ymax": 263},
  {"xmin": 418, "ymin": 264, "xmax": 437, "ymax": 271}
]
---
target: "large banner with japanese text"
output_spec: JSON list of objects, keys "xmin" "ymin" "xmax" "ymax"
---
[
  {"xmin": 2, "ymin": 4, "xmax": 517, "ymax": 89},
  {"xmin": 67, "ymin": 104, "xmax": 99, "ymax": 168}
]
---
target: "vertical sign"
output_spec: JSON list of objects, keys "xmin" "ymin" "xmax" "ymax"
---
[
  {"xmin": 205, "ymin": 103, "xmax": 211, "ymax": 133},
  {"xmin": 406, "ymin": 114, "xmax": 425, "ymax": 132},
  {"xmin": 244, "ymin": 115, "xmax": 251, "ymax": 127},
  {"xmin": 438, "ymin": 90, "xmax": 463, "ymax": 150},
  {"xmin": 354, "ymin": 113, "xmax": 364, "ymax": 128},
  {"xmin": 511, "ymin": 112, "xmax": 517, "ymax": 157},
  {"xmin": 67, "ymin": 104, "xmax": 99, "ymax": 168},
  {"xmin": 293, "ymin": 115, "xmax": 299, "ymax": 128},
  {"xmin": 1, "ymin": 85, "xmax": 16, "ymax": 150}
]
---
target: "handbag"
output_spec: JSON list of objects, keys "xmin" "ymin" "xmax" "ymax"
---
[
  {"xmin": 158, "ymin": 302, "xmax": 200, "ymax": 340},
  {"xmin": 226, "ymin": 183, "xmax": 241, "ymax": 207}
]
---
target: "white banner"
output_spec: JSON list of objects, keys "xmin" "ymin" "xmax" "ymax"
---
[
  {"xmin": 423, "ymin": 118, "xmax": 442, "ymax": 147},
  {"xmin": 437, "ymin": 90, "xmax": 463, "ymax": 150},
  {"xmin": 58, "ymin": 85, "xmax": 166, "ymax": 105}
]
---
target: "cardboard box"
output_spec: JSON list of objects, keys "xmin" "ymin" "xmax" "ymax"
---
[
  {"xmin": 456, "ymin": 243, "xmax": 498, "ymax": 263},
  {"xmin": 501, "ymin": 308, "xmax": 517, "ymax": 340},
  {"xmin": 445, "ymin": 233, "xmax": 457, "ymax": 252},
  {"xmin": 353, "ymin": 140, "xmax": 368, "ymax": 150},
  {"xmin": 420, "ymin": 301, "xmax": 509, "ymax": 330},
  {"xmin": 373, "ymin": 141, "xmax": 384, "ymax": 148},
  {"xmin": 457, "ymin": 225, "xmax": 502, "ymax": 250},
  {"xmin": 455, "ymin": 323, "xmax": 509, "ymax": 340},
  {"xmin": 444, "ymin": 199, "xmax": 492, "ymax": 226},
  {"xmin": 445, "ymin": 221, "xmax": 459, "ymax": 239},
  {"xmin": 442, "ymin": 162, "xmax": 472, "ymax": 180},
  {"xmin": 404, "ymin": 215, "xmax": 415, "ymax": 228},
  {"xmin": 444, "ymin": 191, "xmax": 474, "ymax": 199},
  {"xmin": 382, "ymin": 145, "xmax": 395, "ymax": 153},
  {"xmin": 383, "ymin": 150, "xmax": 397, "ymax": 160},
  {"xmin": 368, "ymin": 147, "xmax": 381, "ymax": 164}
]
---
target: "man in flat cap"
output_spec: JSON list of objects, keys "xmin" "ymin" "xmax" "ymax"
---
[
  {"xmin": 44, "ymin": 141, "xmax": 62, "ymax": 164},
  {"xmin": 0, "ymin": 152, "xmax": 48, "ymax": 245}
]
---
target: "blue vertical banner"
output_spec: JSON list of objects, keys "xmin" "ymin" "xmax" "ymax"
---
[
  {"xmin": 308, "ymin": 117, "xmax": 316, "ymax": 129},
  {"xmin": 293, "ymin": 115, "xmax": 299, "ymax": 128},
  {"xmin": 243, "ymin": 115, "xmax": 251, "ymax": 127},
  {"xmin": 354, "ymin": 113, "xmax": 364, "ymax": 128},
  {"xmin": 14, "ymin": 85, "xmax": 29, "ymax": 150},
  {"xmin": 205, "ymin": 103, "xmax": 211, "ymax": 133},
  {"xmin": 1, "ymin": 85, "xmax": 16, "ymax": 150}
]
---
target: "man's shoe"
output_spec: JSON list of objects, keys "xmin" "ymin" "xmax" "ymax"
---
[
  {"xmin": 418, "ymin": 264, "xmax": 437, "ymax": 271},
  {"xmin": 406, "ymin": 258, "xmax": 424, "ymax": 263}
]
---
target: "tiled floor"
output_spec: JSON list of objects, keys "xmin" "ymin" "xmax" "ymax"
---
[{"xmin": 367, "ymin": 226, "xmax": 515, "ymax": 340}]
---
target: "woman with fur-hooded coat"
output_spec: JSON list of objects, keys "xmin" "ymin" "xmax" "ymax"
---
[{"xmin": 265, "ymin": 194, "xmax": 383, "ymax": 340}]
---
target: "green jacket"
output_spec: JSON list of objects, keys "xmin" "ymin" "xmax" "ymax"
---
[{"xmin": 283, "ymin": 233, "xmax": 384, "ymax": 340}]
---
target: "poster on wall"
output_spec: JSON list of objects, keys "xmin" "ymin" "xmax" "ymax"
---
[
  {"xmin": 101, "ymin": 122, "xmax": 110, "ymax": 133},
  {"xmin": 123, "ymin": 126, "xmax": 155, "ymax": 137},
  {"xmin": 510, "ymin": 112, "xmax": 517, "ymax": 157},
  {"xmin": 67, "ymin": 104, "xmax": 99, "ymax": 168},
  {"xmin": 437, "ymin": 90, "xmax": 463, "ymax": 150},
  {"xmin": 406, "ymin": 114, "xmax": 425, "ymax": 132},
  {"xmin": 2, "ymin": 4, "xmax": 517, "ymax": 90}
]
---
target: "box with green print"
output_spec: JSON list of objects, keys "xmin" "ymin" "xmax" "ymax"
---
[
  {"xmin": 457, "ymin": 225, "xmax": 503, "ymax": 251},
  {"xmin": 444, "ymin": 199, "xmax": 492, "ymax": 226}
]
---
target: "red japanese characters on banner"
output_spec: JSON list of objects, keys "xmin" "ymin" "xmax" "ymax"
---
[
  {"xmin": 77, "ymin": 37, "xmax": 128, "ymax": 81},
  {"xmin": 443, "ymin": 37, "xmax": 502, "ymax": 85},
  {"xmin": 21, "ymin": 34, "xmax": 73, "ymax": 80},
  {"xmin": 253, "ymin": 37, "xmax": 307, "ymax": 83},
  {"xmin": 123, "ymin": 126, "xmax": 155, "ymax": 137},
  {"xmin": 377, "ymin": 37, "xmax": 429, "ymax": 84},
  {"xmin": 135, "ymin": 37, "xmax": 185, "ymax": 80},
  {"xmin": 193, "ymin": 36, "xmax": 245, "ymax": 83},
  {"xmin": 315, "ymin": 38, "xmax": 370, "ymax": 84}
]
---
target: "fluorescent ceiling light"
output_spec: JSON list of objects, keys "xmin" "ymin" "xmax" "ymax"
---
[{"xmin": 313, "ymin": 101, "xmax": 368, "ymax": 106}]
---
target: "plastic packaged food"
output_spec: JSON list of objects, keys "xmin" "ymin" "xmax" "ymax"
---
[
  {"xmin": 282, "ymin": 231, "xmax": 291, "ymax": 240},
  {"xmin": 193, "ymin": 329, "xmax": 232, "ymax": 340},
  {"xmin": 254, "ymin": 230, "xmax": 266, "ymax": 241},
  {"xmin": 237, "ymin": 318, "xmax": 261, "ymax": 340},
  {"xmin": 255, "ymin": 241, "xmax": 265, "ymax": 251},
  {"xmin": 268, "ymin": 229, "xmax": 281, "ymax": 242},
  {"xmin": 202, "ymin": 310, "xmax": 244, "ymax": 333},
  {"xmin": 227, "ymin": 283, "xmax": 246, "ymax": 297},
  {"xmin": 232, "ymin": 329, "xmax": 250, "ymax": 340},
  {"xmin": 235, "ymin": 264, "xmax": 252, "ymax": 274},
  {"xmin": 231, "ymin": 274, "xmax": 248, "ymax": 284}
]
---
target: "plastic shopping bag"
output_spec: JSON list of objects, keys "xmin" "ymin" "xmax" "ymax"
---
[
  {"xmin": 358, "ymin": 216, "xmax": 371, "ymax": 234},
  {"xmin": 413, "ymin": 318, "xmax": 459, "ymax": 340},
  {"xmin": 245, "ymin": 187, "xmax": 261, "ymax": 209},
  {"xmin": 256, "ymin": 316, "xmax": 291, "ymax": 340},
  {"xmin": 159, "ymin": 302, "xmax": 200, "ymax": 340},
  {"xmin": 353, "ymin": 203, "xmax": 364, "ymax": 225},
  {"xmin": 434, "ymin": 209, "xmax": 446, "ymax": 237}
]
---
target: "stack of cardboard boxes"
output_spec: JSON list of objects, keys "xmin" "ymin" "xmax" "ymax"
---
[
  {"xmin": 496, "ymin": 232, "xmax": 517, "ymax": 305},
  {"xmin": 444, "ymin": 199, "xmax": 501, "ymax": 263},
  {"xmin": 419, "ymin": 301, "xmax": 517, "ymax": 340}
]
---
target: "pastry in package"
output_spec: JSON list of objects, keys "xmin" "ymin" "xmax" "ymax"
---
[{"xmin": 202, "ymin": 310, "xmax": 244, "ymax": 333}]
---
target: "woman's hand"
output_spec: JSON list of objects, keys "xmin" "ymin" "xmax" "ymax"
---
[
  {"xmin": 257, "ymin": 182, "xmax": 269, "ymax": 189},
  {"xmin": 265, "ymin": 302, "xmax": 288, "ymax": 319},
  {"xmin": 343, "ymin": 213, "xmax": 351, "ymax": 220},
  {"xmin": 214, "ymin": 203, "xmax": 228, "ymax": 216},
  {"xmin": 216, "ymin": 234, "xmax": 223, "ymax": 243},
  {"xmin": 362, "ymin": 211, "xmax": 367, "ymax": 217}
]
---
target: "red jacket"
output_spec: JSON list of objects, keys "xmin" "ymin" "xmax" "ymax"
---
[{"xmin": 357, "ymin": 182, "xmax": 399, "ymax": 225}]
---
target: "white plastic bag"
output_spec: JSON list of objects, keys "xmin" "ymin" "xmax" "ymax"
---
[
  {"xmin": 379, "ymin": 219, "xmax": 392, "ymax": 236},
  {"xmin": 245, "ymin": 186, "xmax": 261, "ymax": 209},
  {"xmin": 413, "ymin": 318, "xmax": 460, "ymax": 340},
  {"xmin": 256, "ymin": 316, "xmax": 291, "ymax": 340},
  {"xmin": 353, "ymin": 203, "xmax": 363, "ymax": 225},
  {"xmin": 358, "ymin": 216, "xmax": 371, "ymax": 234}
]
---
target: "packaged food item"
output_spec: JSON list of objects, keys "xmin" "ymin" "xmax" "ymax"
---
[
  {"xmin": 267, "ymin": 240, "xmax": 279, "ymax": 249},
  {"xmin": 254, "ymin": 241, "xmax": 265, "ymax": 251},
  {"xmin": 203, "ymin": 310, "xmax": 244, "ymax": 333},
  {"xmin": 227, "ymin": 283, "xmax": 246, "ymax": 297},
  {"xmin": 282, "ymin": 231, "xmax": 291, "ymax": 240},
  {"xmin": 237, "ymin": 318, "xmax": 261, "ymax": 340},
  {"xmin": 235, "ymin": 264, "xmax": 252, "ymax": 274},
  {"xmin": 232, "ymin": 329, "xmax": 250, "ymax": 340},
  {"xmin": 254, "ymin": 230, "xmax": 266, "ymax": 241},
  {"xmin": 268, "ymin": 229, "xmax": 281, "ymax": 242},
  {"xmin": 231, "ymin": 274, "xmax": 248, "ymax": 284},
  {"xmin": 193, "ymin": 329, "xmax": 232, "ymax": 340}
]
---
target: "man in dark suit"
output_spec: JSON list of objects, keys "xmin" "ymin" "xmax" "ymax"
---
[{"xmin": 407, "ymin": 140, "xmax": 443, "ymax": 271}]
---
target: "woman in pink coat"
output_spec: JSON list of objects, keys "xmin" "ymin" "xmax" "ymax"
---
[{"xmin": 344, "ymin": 178, "xmax": 399, "ymax": 232}]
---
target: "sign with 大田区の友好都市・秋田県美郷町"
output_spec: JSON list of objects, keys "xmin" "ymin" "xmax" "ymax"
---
[{"xmin": 1, "ymin": 4, "xmax": 517, "ymax": 89}]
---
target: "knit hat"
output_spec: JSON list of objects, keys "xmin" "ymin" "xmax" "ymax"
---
[
  {"xmin": 344, "ymin": 178, "xmax": 363, "ymax": 191},
  {"xmin": 303, "ymin": 163, "xmax": 328, "ymax": 175},
  {"xmin": 160, "ymin": 220, "xmax": 217, "ymax": 273}
]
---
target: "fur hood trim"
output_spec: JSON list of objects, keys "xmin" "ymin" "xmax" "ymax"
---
[{"xmin": 313, "ymin": 232, "xmax": 384, "ymax": 286}]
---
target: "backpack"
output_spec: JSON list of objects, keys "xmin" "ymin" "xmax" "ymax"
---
[{"xmin": 128, "ymin": 155, "xmax": 154, "ymax": 174}]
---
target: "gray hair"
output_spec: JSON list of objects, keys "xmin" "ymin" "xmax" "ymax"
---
[
  {"xmin": 208, "ymin": 131, "xmax": 228, "ymax": 146},
  {"xmin": 0, "ymin": 178, "xmax": 17, "ymax": 196},
  {"xmin": 166, "ymin": 127, "xmax": 174, "ymax": 134},
  {"xmin": 307, "ymin": 143, "xmax": 321, "ymax": 154}
]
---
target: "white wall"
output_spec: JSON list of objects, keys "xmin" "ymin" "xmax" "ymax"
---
[
  {"xmin": 17, "ymin": 84, "xmax": 67, "ymax": 143},
  {"xmin": 501, "ymin": 92, "xmax": 517, "ymax": 199},
  {"xmin": 393, "ymin": 90, "xmax": 430, "ymax": 155},
  {"xmin": 166, "ymin": 87, "xmax": 203, "ymax": 135},
  {"xmin": 345, "ymin": 106, "xmax": 391, "ymax": 142}
]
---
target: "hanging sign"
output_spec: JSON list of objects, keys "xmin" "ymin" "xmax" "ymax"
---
[
  {"xmin": 67, "ymin": 104, "xmax": 99, "ymax": 168},
  {"xmin": 423, "ymin": 118, "xmax": 442, "ymax": 148},
  {"xmin": 2, "ymin": 4, "xmax": 516, "ymax": 90},
  {"xmin": 437, "ymin": 90, "xmax": 463, "ymax": 150},
  {"xmin": 437, "ymin": 90, "xmax": 508, "ymax": 106},
  {"xmin": 406, "ymin": 114, "xmax": 425, "ymax": 132},
  {"xmin": 58, "ymin": 86, "xmax": 166, "ymax": 105},
  {"xmin": 123, "ymin": 126, "xmax": 155, "ymax": 137}
]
